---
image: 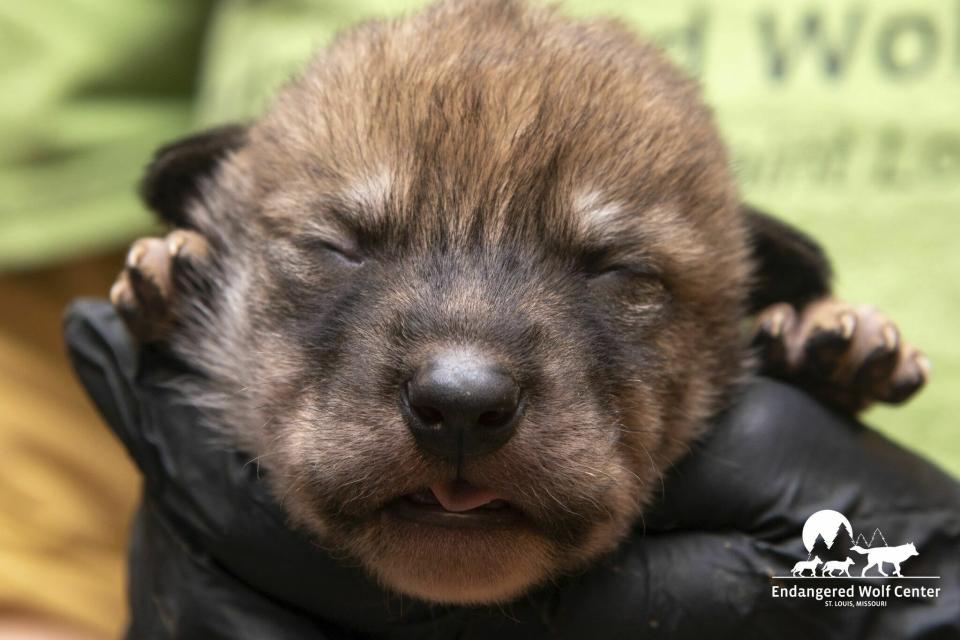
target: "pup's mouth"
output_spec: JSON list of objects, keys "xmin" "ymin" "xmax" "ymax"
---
[{"xmin": 384, "ymin": 479, "xmax": 524, "ymax": 528}]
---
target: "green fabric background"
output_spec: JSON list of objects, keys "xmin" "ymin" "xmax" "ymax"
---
[{"xmin": 2, "ymin": 0, "xmax": 956, "ymax": 474}]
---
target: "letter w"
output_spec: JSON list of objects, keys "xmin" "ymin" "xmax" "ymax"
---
[{"xmin": 757, "ymin": 9, "xmax": 864, "ymax": 80}]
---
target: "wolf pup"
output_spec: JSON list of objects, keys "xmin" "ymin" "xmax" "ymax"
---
[{"xmin": 109, "ymin": 0, "xmax": 927, "ymax": 604}]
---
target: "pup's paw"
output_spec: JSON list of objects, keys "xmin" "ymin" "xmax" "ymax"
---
[
  {"xmin": 110, "ymin": 230, "xmax": 210, "ymax": 343},
  {"xmin": 752, "ymin": 298, "xmax": 929, "ymax": 413}
]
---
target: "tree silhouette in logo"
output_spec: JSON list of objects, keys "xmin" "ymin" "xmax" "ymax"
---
[
  {"xmin": 826, "ymin": 522, "xmax": 854, "ymax": 562},
  {"xmin": 809, "ymin": 533, "xmax": 831, "ymax": 562}
]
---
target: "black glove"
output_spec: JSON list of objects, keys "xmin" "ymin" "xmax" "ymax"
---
[{"xmin": 64, "ymin": 299, "xmax": 960, "ymax": 640}]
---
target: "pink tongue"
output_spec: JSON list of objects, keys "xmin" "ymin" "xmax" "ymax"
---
[{"xmin": 430, "ymin": 480, "xmax": 500, "ymax": 512}]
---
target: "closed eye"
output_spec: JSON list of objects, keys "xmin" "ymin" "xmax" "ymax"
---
[
  {"xmin": 581, "ymin": 249, "xmax": 660, "ymax": 281},
  {"xmin": 591, "ymin": 263, "xmax": 659, "ymax": 279},
  {"xmin": 298, "ymin": 237, "xmax": 365, "ymax": 266}
]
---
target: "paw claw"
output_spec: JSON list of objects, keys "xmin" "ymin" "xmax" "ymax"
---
[
  {"xmin": 767, "ymin": 310, "xmax": 787, "ymax": 338},
  {"xmin": 109, "ymin": 278, "xmax": 126, "ymax": 307},
  {"xmin": 127, "ymin": 241, "xmax": 147, "ymax": 269},
  {"xmin": 168, "ymin": 234, "xmax": 186, "ymax": 257},
  {"xmin": 754, "ymin": 297, "xmax": 926, "ymax": 413},
  {"xmin": 111, "ymin": 229, "xmax": 213, "ymax": 343},
  {"xmin": 915, "ymin": 353, "xmax": 932, "ymax": 378},
  {"xmin": 881, "ymin": 323, "xmax": 899, "ymax": 352},
  {"xmin": 752, "ymin": 304, "xmax": 796, "ymax": 375},
  {"xmin": 839, "ymin": 313, "xmax": 856, "ymax": 340}
]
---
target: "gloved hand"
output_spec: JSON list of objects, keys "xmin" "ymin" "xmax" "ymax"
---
[{"xmin": 64, "ymin": 299, "xmax": 960, "ymax": 640}]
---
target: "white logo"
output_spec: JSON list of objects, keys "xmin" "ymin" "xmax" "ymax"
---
[{"xmin": 771, "ymin": 509, "xmax": 942, "ymax": 607}]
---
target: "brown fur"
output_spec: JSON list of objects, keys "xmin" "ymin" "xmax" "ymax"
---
[{"xmin": 162, "ymin": 0, "xmax": 752, "ymax": 603}]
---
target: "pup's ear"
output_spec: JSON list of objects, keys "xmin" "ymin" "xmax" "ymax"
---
[
  {"xmin": 743, "ymin": 204, "xmax": 832, "ymax": 313},
  {"xmin": 139, "ymin": 124, "xmax": 247, "ymax": 228}
]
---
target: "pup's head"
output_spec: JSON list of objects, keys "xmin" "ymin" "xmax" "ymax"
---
[{"xmin": 142, "ymin": 0, "xmax": 826, "ymax": 604}]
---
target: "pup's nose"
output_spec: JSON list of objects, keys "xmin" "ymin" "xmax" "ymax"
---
[{"xmin": 402, "ymin": 351, "xmax": 522, "ymax": 460}]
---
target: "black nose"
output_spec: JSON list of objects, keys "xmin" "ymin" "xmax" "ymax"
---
[{"xmin": 402, "ymin": 351, "xmax": 522, "ymax": 460}]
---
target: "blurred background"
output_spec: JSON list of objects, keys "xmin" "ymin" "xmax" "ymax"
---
[{"xmin": 1, "ymin": 0, "xmax": 956, "ymax": 637}]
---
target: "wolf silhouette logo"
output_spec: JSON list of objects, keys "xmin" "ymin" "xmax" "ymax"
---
[
  {"xmin": 821, "ymin": 557, "xmax": 855, "ymax": 577},
  {"xmin": 851, "ymin": 542, "xmax": 919, "ymax": 577},
  {"xmin": 785, "ymin": 510, "xmax": 923, "ymax": 578},
  {"xmin": 791, "ymin": 557, "xmax": 822, "ymax": 577}
]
